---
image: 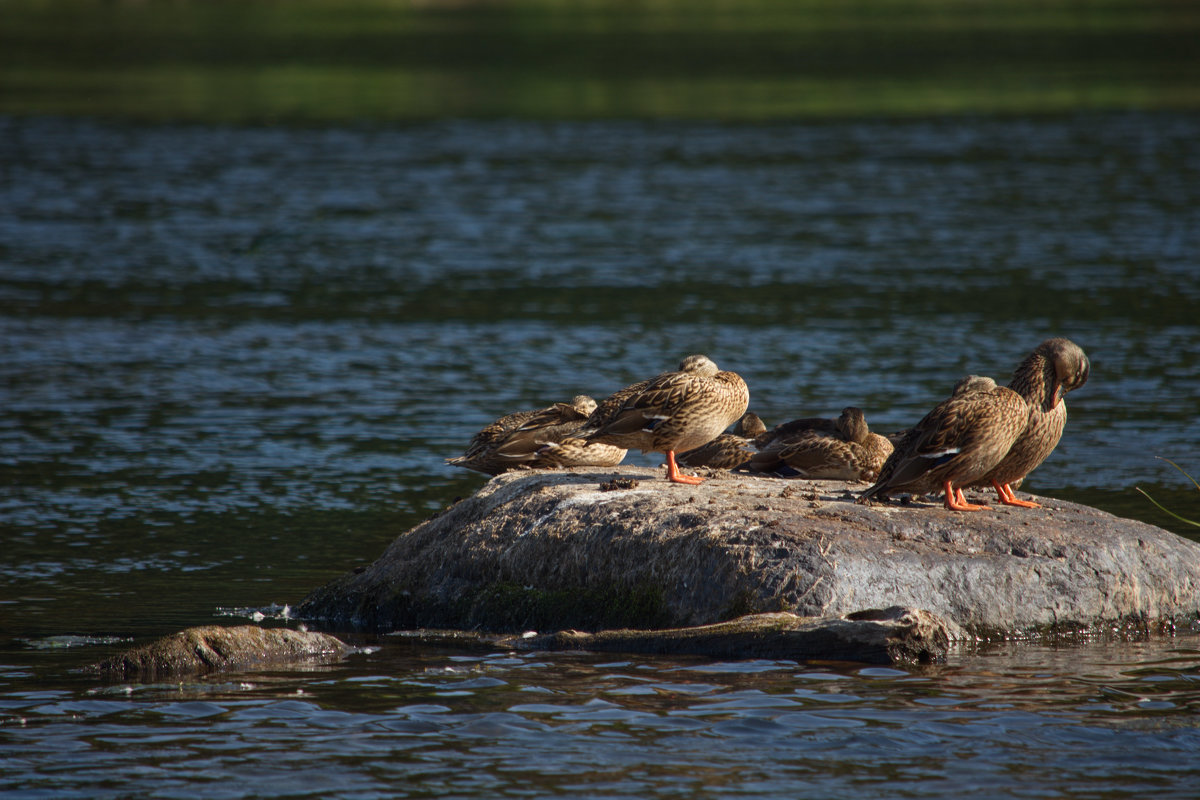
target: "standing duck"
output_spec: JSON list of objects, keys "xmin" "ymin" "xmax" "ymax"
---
[
  {"xmin": 447, "ymin": 395, "xmax": 625, "ymax": 475},
  {"xmin": 858, "ymin": 376, "xmax": 1027, "ymax": 511},
  {"xmin": 676, "ymin": 412, "xmax": 768, "ymax": 470},
  {"xmin": 967, "ymin": 337, "xmax": 1090, "ymax": 507},
  {"xmin": 747, "ymin": 407, "xmax": 893, "ymax": 482},
  {"xmin": 577, "ymin": 355, "xmax": 750, "ymax": 484}
]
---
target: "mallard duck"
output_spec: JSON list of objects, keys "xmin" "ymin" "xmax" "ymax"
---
[
  {"xmin": 676, "ymin": 412, "xmax": 767, "ymax": 470},
  {"xmin": 530, "ymin": 436, "xmax": 628, "ymax": 470},
  {"xmin": 858, "ymin": 376, "xmax": 1027, "ymax": 511},
  {"xmin": 577, "ymin": 355, "xmax": 750, "ymax": 484},
  {"xmin": 507, "ymin": 397, "xmax": 628, "ymax": 471},
  {"xmin": 753, "ymin": 414, "xmax": 841, "ymax": 447},
  {"xmin": 746, "ymin": 407, "xmax": 893, "ymax": 482},
  {"xmin": 967, "ymin": 337, "xmax": 1090, "ymax": 507},
  {"xmin": 447, "ymin": 395, "xmax": 625, "ymax": 475},
  {"xmin": 879, "ymin": 374, "xmax": 993, "ymax": 447}
]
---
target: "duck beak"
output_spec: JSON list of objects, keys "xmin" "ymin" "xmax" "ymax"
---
[{"xmin": 1046, "ymin": 380, "xmax": 1064, "ymax": 411}]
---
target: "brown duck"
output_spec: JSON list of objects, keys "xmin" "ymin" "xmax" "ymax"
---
[
  {"xmin": 747, "ymin": 407, "xmax": 893, "ymax": 482},
  {"xmin": 578, "ymin": 355, "xmax": 750, "ymax": 484},
  {"xmin": 447, "ymin": 395, "xmax": 625, "ymax": 475},
  {"xmin": 676, "ymin": 412, "xmax": 768, "ymax": 470},
  {"xmin": 967, "ymin": 337, "xmax": 1090, "ymax": 507},
  {"xmin": 858, "ymin": 376, "xmax": 1027, "ymax": 511}
]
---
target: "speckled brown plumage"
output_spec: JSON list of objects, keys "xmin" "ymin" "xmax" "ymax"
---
[
  {"xmin": 447, "ymin": 395, "xmax": 625, "ymax": 475},
  {"xmin": 676, "ymin": 412, "xmax": 767, "ymax": 470},
  {"xmin": 968, "ymin": 337, "xmax": 1090, "ymax": 507},
  {"xmin": 529, "ymin": 433, "xmax": 628, "ymax": 471},
  {"xmin": 579, "ymin": 355, "xmax": 750, "ymax": 484},
  {"xmin": 752, "ymin": 415, "xmax": 839, "ymax": 448},
  {"xmin": 445, "ymin": 408, "xmax": 541, "ymax": 475},
  {"xmin": 859, "ymin": 376, "xmax": 1027, "ymax": 511},
  {"xmin": 746, "ymin": 407, "xmax": 893, "ymax": 482}
]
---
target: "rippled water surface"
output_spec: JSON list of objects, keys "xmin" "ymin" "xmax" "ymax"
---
[
  {"xmin": 5, "ymin": 638, "xmax": 1200, "ymax": 798},
  {"xmin": 2, "ymin": 112, "xmax": 1200, "ymax": 796}
]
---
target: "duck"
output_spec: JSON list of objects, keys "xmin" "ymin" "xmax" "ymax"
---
[
  {"xmin": 505, "ymin": 398, "xmax": 628, "ymax": 471},
  {"xmin": 577, "ymin": 354, "xmax": 750, "ymax": 484},
  {"xmin": 752, "ymin": 413, "xmax": 841, "ymax": 445},
  {"xmin": 746, "ymin": 407, "xmax": 893, "ymax": 482},
  {"xmin": 446, "ymin": 395, "xmax": 625, "ymax": 475},
  {"xmin": 966, "ymin": 337, "xmax": 1090, "ymax": 507},
  {"xmin": 858, "ymin": 375, "xmax": 1027, "ymax": 511},
  {"xmin": 676, "ymin": 412, "xmax": 768, "ymax": 470}
]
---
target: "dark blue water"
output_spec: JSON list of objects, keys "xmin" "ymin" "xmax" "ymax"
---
[{"xmin": 2, "ymin": 112, "xmax": 1200, "ymax": 797}]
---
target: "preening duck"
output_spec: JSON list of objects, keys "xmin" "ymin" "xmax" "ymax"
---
[{"xmin": 968, "ymin": 337, "xmax": 1090, "ymax": 507}]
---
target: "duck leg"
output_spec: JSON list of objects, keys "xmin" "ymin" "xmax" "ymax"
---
[
  {"xmin": 992, "ymin": 480, "xmax": 1041, "ymax": 508},
  {"xmin": 945, "ymin": 481, "xmax": 988, "ymax": 511},
  {"xmin": 666, "ymin": 450, "xmax": 704, "ymax": 485},
  {"xmin": 954, "ymin": 488, "xmax": 989, "ymax": 508}
]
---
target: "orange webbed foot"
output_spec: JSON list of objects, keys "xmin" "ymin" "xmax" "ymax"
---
[
  {"xmin": 666, "ymin": 451, "xmax": 705, "ymax": 484},
  {"xmin": 945, "ymin": 483, "xmax": 989, "ymax": 512},
  {"xmin": 993, "ymin": 481, "xmax": 1041, "ymax": 508},
  {"xmin": 955, "ymin": 488, "xmax": 988, "ymax": 508}
]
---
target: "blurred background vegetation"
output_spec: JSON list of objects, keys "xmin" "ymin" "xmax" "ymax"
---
[{"xmin": 2, "ymin": 0, "xmax": 1199, "ymax": 122}]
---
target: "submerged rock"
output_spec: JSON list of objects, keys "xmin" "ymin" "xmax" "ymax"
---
[
  {"xmin": 390, "ymin": 607, "xmax": 949, "ymax": 665},
  {"xmin": 90, "ymin": 625, "xmax": 352, "ymax": 679},
  {"xmin": 298, "ymin": 467, "xmax": 1200, "ymax": 641},
  {"xmin": 521, "ymin": 607, "xmax": 948, "ymax": 665}
]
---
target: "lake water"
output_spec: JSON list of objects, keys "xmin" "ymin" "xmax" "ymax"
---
[{"xmin": 2, "ymin": 111, "xmax": 1200, "ymax": 796}]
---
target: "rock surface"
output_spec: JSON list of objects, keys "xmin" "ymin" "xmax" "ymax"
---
[
  {"xmin": 90, "ymin": 625, "xmax": 353, "ymax": 679},
  {"xmin": 298, "ymin": 466, "xmax": 1200, "ymax": 640}
]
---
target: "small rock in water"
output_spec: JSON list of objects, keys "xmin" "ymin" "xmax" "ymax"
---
[{"xmin": 87, "ymin": 625, "xmax": 353, "ymax": 680}]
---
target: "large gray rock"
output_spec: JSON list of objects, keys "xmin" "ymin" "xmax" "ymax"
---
[{"xmin": 298, "ymin": 467, "xmax": 1200, "ymax": 640}]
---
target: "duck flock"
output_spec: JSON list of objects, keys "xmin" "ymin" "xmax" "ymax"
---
[{"xmin": 447, "ymin": 338, "xmax": 1090, "ymax": 512}]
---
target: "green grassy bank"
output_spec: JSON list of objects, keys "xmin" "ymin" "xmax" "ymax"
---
[{"xmin": 3, "ymin": 0, "xmax": 1199, "ymax": 122}]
